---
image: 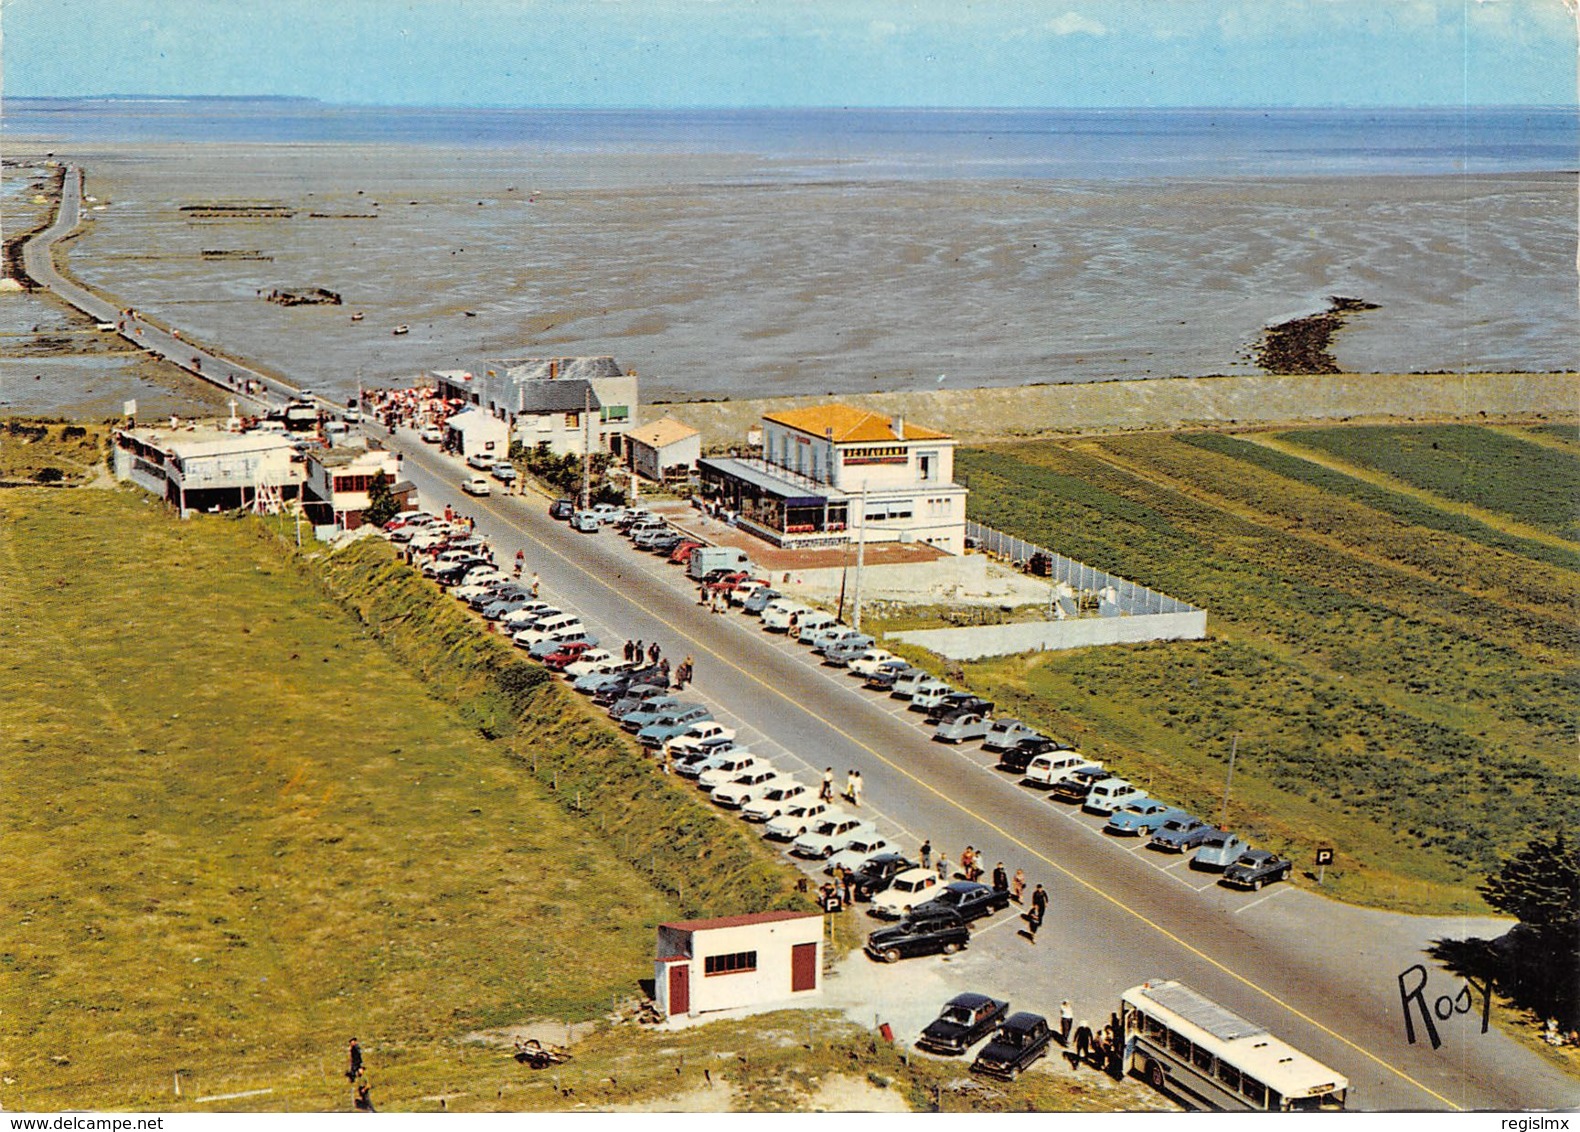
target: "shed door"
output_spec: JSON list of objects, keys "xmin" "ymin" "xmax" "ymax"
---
[
  {"xmin": 790, "ymin": 942, "xmax": 818, "ymax": 993},
  {"xmin": 668, "ymin": 963, "xmax": 690, "ymax": 1016}
]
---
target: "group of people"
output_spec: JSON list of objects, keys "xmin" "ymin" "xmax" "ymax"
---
[
  {"xmin": 1063, "ymin": 1008, "xmax": 1127, "ymax": 1079},
  {"xmin": 698, "ymin": 584, "xmax": 731, "ymax": 614},
  {"xmin": 818, "ymin": 767, "xmax": 863, "ymax": 807},
  {"xmin": 913, "ymin": 839, "xmax": 1049, "ymax": 941},
  {"xmin": 362, "ymin": 385, "xmax": 458, "ymax": 434},
  {"xmin": 345, "ymin": 1037, "xmax": 375, "ymax": 1112}
]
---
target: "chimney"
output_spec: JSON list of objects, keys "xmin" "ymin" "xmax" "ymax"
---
[{"xmin": 892, "ymin": 413, "xmax": 904, "ymax": 440}]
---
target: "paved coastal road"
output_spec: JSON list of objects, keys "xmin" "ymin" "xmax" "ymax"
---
[
  {"xmin": 22, "ymin": 166, "xmax": 299, "ymax": 413},
  {"xmin": 387, "ymin": 433, "xmax": 1578, "ymax": 1112}
]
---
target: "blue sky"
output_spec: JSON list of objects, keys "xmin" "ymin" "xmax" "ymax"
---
[{"xmin": 4, "ymin": 0, "xmax": 1575, "ymax": 107}]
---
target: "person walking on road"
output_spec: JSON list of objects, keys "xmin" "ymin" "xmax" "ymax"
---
[
  {"xmin": 1059, "ymin": 1000, "xmax": 1074, "ymax": 1045},
  {"xmin": 992, "ymin": 862, "xmax": 1009, "ymax": 895},
  {"xmin": 529, "ymin": 571, "xmax": 540, "ymax": 599},
  {"xmin": 1023, "ymin": 883, "xmax": 1049, "ymax": 942},
  {"xmin": 919, "ymin": 839, "xmax": 932, "ymax": 870},
  {"xmin": 844, "ymin": 769, "xmax": 863, "ymax": 807},
  {"xmin": 1011, "ymin": 867, "xmax": 1026, "ymax": 904},
  {"xmin": 648, "ymin": 641, "xmax": 661, "ymax": 665},
  {"xmin": 935, "ymin": 853, "xmax": 950, "ymax": 881},
  {"xmin": 1073, "ymin": 1021, "xmax": 1093, "ymax": 1067},
  {"xmin": 819, "ymin": 767, "xmax": 835, "ymax": 802}
]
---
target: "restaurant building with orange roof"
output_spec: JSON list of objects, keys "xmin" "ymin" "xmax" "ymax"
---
[{"xmin": 699, "ymin": 403, "xmax": 969, "ymax": 554}]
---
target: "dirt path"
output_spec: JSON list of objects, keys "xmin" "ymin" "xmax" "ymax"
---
[{"xmin": 1240, "ymin": 432, "xmax": 1580, "ymax": 553}]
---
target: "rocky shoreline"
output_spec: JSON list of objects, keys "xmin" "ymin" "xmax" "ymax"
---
[{"xmin": 1255, "ymin": 295, "xmax": 1381, "ymax": 374}]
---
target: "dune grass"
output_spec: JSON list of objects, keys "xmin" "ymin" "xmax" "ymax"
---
[{"xmin": 0, "ymin": 488, "xmax": 800, "ymax": 1112}]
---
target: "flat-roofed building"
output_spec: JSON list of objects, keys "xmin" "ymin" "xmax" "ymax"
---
[
  {"xmin": 653, "ymin": 910, "xmax": 823, "ymax": 1020},
  {"xmin": 302, "ymin": 445, "xmax": 412, "ymax": 530},
  {"xmin": 113, "ymin": 424, "xmax": 301, "ymax": 517},
  {"xmin": 444, "ymin": 407, "xmax": 510, "ymax": 464},
  {"xmin": 700, "ymin": 403, "xmax": 968, "ymax": 554}
]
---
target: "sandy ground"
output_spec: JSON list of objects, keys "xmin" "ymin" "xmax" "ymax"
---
[{"xmin": 4, "ymin": 141, "xmax": 1571, "ymax": 410}]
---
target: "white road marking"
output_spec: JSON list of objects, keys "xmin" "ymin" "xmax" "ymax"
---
[{"xmin": 1232, "ymin": 886, "xmax": 1291, "ymax": 915}]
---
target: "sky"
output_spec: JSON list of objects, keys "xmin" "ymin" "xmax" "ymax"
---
[{"xmin": 3, "ymin": 0, "xmax": 1576, "ymax": 108}]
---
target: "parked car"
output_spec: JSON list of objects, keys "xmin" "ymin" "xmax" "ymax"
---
[
  {"xmin": 763, "ymin": 800, "xmax": 843, "ymax": 841},
  {"xmin": 691, "ymin": 749, "xmax": 761, "ymax": 789},
  {"xmin": 710, "ymin": 769, "xmax": 790, "ymax": 809},
  {"xmin": 791, "ymin": 816, "xmax": 876, "ymax": 860},
  {"xmin": 971, "ymin": 1013, "xmax": 1053, "ymax": 1080},
  {"xmin": 761, "ymin": 600, "xmax": 814, "ymax": 632},
  {"xmin": 450, "ymin": 572, "xmax": 509, "ymax": 601},
  {"xmin": 540, "ymin": 641, "xmax": 598, "ymax": 672},
  {"xmin": 824, "ymin": 832, "xmax": 895, "ymax": 876},
  {"xmin": 933, "ymin": 711, "xmax": 991, "ymax": 744},
  {"xmin": 728, "ymin": 580, "xmax": 769, "ymax": 606},
  {"xmin": 867, "ymin": 868, "xmax": 944, "ymax": 919},
  {"xmin": 562, "ymin": 647, "xmax": 623, "ymax": 677},
  {"xmin": 741, "ymin": 587, "xmax": 782, "ymax": 615},
  {"xmin": 1190, "ymin": 830, "xmax": 1250, "ymax": 871},
  {"xmin": 570, "ymin": 510, "xmax": 601, "ymax": 533},
  {"xmin": 668, "ymin": 540, "xmax": 705, "ymax": 564},
  {"xmin": 1148, "ymin": 815, "xmax": 1216, "ymax": 853},
  {"xmin": 914, "ymin": 880, "xmax": 1011, "ymax": 923},
  {"xmin": 864, "ymin": 662, "xmax": 917, "ymax": 691},
  {"xmin": 925, "ymin": 693, "xmax": 994, "ymax": 723},
  {"xmin": 981, "ymin": 718, "xmax": 1040, "ymax": 753},
  {"xmin": 481, "ymin": 593, "xmax": 538, "ymax": 620},
  {"xmin": 419, "ymin": 424, "xmax": 443, "ymax": 443},
  {"xmin": 634, "ymin": 704, "xmax": 713, "ymax": 744},
  {"xmin": 631, "ymin": 525, "xmax": 674, "ymax": 549},
  {"xmin": 462, "ymin": 474, "xmax": 491, "ymax": 496},
  {"xmin": 491, "ymin": 462, "xmax": 518, "ymax": 484},
  {"xmin": 1022, "ymin": 752, "xmax": 1098, "ymax": 790},
  {"xmin": 918, "ymin": 993, "xmax": 1011, "ymax": 1056},
  {"xmin": 847, "ymin": 649, "xmax": 900, "ymax": 677},
  {"xmin": 819, "ymin": 632, "xmax": 876, "ymax": 662},
  {"xmin": 905, "ymin": 679, "xmax": 955, "ymax": 709},
  {"xmin": 571, "ymin": 669, "xmax": 628, "ymax": 696},
  {"xmin": 590, "ymin": 669, "xmax": 663, "ymax": 705},
  {"xmin": 590, "ymin": 503, "xmax": 626, "ymax": 525},
  {"xmin": 514, "ymin": 615, "xmax": 587, "ymax": 648},
  {"xmin": 664, "ymin": 721, "xmax": 738, "ymax": 757},
  {"xmin": 616, "ymin": 509, "xmax": 656, "ymax": 531},
  {"xmin": 1081, "ymin": 777, "xmax": 1149, "ymax": 816},
  {"xmin": 846, "ymin": 853, "xmax": 920, "ymax": 902},
  {"xmin": 607, "ymin": 688, "xmax": 678, "ymax": 722},
  {"xmin": 741, "ymin": 781, "xmax": 813, "ymax": 823},
  {"xmin": 549, "ymin": 498, "xmax": 575, "ymax": 520},
  {"xmin": 864, "ymin": 908, "xmax": 970, "ymax": 963},
  {"xmin": 889, "ymin": 669, "xmax": 935, "ymax": 699},
  {"xmin": 1221, "ymin": 849, "xmax": 1293, "ymax": 890},
  {"xmin": 794, "ymin": 611, "xmax": 839, "ymax": 644},
  {"xmin": 465, "ymin": 451, "xmax": 495, "ymax": 470},
  {"xmin": 527, "ymin": 631, "xmax": 597, "ymax": 659},
  {"xmin": 1104, "ymin": 800, "xmax": 1185, "ymax": 837}
]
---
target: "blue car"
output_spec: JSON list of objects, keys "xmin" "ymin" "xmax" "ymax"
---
[
  {"xmin": 1148, "ymin": 815, "xmax": 1216, "ymax": 852},
  {"xmin": 624, "ymin": 701, "xmax": 707, "ymax": 735},
  {"xmin": 1191, "ymin": 830, "xmax": 1250, "ymax": 871},
  {"xmin": 637, "ymin": 708, "xmax": 716, "ymax": 747},
  {"xmin": 1103, "ymin": 800, "xmax": 1185, "ymax": 837},
  {"xmin": 610, "ymin": 692, "xmax": 681, "ymax": 723},
  {"xmin": 527, "ymin": 633, "xmax": 597, "ymax": 660}
]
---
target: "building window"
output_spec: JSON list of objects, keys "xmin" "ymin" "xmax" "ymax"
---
[
  {"xmin": 703, "ymin": 950, "xmax": 758, "ymax": 977},
  {"xmin": 564, "ymin": 413, "xmax": 579, "ymax": 429},
  {"xmin": 918, "ymin": 450, "xmax": 938, "ymax": 481},
  {"xmin": 600, "ymin": 405, "xmax": 630, "ymax": 422}
]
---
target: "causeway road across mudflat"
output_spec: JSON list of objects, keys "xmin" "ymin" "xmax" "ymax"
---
[{"xmin": 387, "ymin": 431, "xmax": 1579, "ymax": 1112}]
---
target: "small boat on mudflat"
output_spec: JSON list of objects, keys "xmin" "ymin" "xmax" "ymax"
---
[{"xmin": 392, "ymin": 324, "xmax": 409, "ymax": 335}]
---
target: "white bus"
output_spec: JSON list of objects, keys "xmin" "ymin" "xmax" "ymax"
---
[{"xmin": 1122, "ymin": 981, "xmax": 1349, "ymax": 1112}]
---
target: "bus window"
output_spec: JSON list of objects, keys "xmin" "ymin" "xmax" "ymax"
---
[
  {"xmin": 1242, "ymin": 1077, "xmax": 1267, "ymax": 1108},
  {"xmin": 1169, "ymin": 1030, "xmax": 1191, "ymax": 1058},
  {"xmin": 1192, "ymin": 1044, "xmax": 1215, "ymax": 1073},
  {"xmin": 1145, "ymin": 1014, "xmax": 1167, "ymax": 1041},
  {"xmin": 1217, "ymin": 1062, "xmax": 1240, "ymax": 1092},
  {"xmin": 1268, "ymin": 1089, "xmax": 1283, "ymax": 1110}
]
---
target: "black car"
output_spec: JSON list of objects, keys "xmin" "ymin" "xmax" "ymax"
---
[
  {"xmin": 1220, "ymin": 848, "xmax": 1294, "ymax": 890},
  {"xmin": 925, "ymin": 693, "xmax": 994, "ymax": 724},
  {"xmin": 849, "ymin": 853, "xmax": 920, "ymax": 901},
  {"xmin": 864, "ymin": 664, "xmax": 917, "ymax": 691},
  {"xmin": 589, "ymin": 667, "xmax": 665, "ymax": 706},
  {"xmin": 998, "ymin": 736, "xmax": 1074, "ymax": 775},
  {"xmin": 648, "ymin": 532, "xmax": 687, "ymax": 554},
  {"xmin": 549, "ymin": 498, "xmax": 575, "ymax": 520},
  {"xmin": 917, "ymin": 993, "xmax": 1011, "ymax": 1056},
  {"xmin": 971, "ymin": 1013, "xmax": 1054, "ymax": 1080},
  {"xmin": 914, "ymin": 881, "xmax": 1011, "ymax": 924},
  {"xmin": 864, "ymin": 908, "xmax": 970, "ymax": 963},
  {"xmin": 1048, "ymin": 764, "xmax": 1109, "ymax": 803}
]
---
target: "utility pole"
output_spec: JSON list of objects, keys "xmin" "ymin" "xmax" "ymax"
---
[
  {"xmin": 1220, "ymin": 733, "xmax": 1239, "ymax": 828},
  {"xmin": 580, "ymin": 386, "xmax": 592, "ymax": 511},
  {"xmin": 852, "ymin": 484, "xmax": 868, "ymax": 632}
]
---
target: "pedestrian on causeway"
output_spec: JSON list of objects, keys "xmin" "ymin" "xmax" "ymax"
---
[
  {"xmin": 648, "ymin": 641, "xmax": 661, "ymax": 665},
  {"xmin": 1059, "ymin": 1000, "xmax": 1074, "ymax": 1045},
  {"xmin": 1025, "ymin": 883, "xmax": 1049, "ymax": 942},
  {"xmin": 819, "ymin": 767, "xmax": 835, "ymax": 802},
  {"xmin": 1011, "ymin": 868, "xmax": 1026, "ymax": 904},
  {"xmin": 530, "ymin": 572, "xmax": 540, "ymax": 598},
  {"xmin": 992, "ymin": 862, "xmax": 1009, "ymax": 894},
  {"xmin": 919, "ymin": 839, "xmax": 932, "ymax": 870},
  {"xmin": 935, "ymin": 853, "xmax": 950, "ymax": 881}
]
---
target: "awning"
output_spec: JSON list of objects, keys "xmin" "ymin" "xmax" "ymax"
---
[{"xmin": 700, "ymin": 457, "xmax": 839, "ymax": 509}]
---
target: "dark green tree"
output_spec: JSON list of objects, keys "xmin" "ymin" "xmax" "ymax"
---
[
  {"xmin": 362, "ymin": 473, "xmax": 401, "ymax": 528},
  {"xmin": 1477, "ymin": 833, "xmax": 1580, "ymax": 1027}
]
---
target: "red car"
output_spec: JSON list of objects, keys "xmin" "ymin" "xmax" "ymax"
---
[
  {"xmin": 541, "ymin": 641, "xmax": 596, "ymax": 671},
  {"xmin": 704, "ymin": 571, "xmax": 750, "ymax": 593},
  {"xmin": 668, "ymin": 540, "xmax": 705, "ymax": 564}
]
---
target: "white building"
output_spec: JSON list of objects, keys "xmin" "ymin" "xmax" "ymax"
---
[
  {"xmin": 699, "ymin": 403, "xmax": 969, "ymax": 554},
  {"xmin": 435, "ymin": 357, "xmax": 638, "ymax": 457},
  {"xmin": 653, "ymin": 910, "xmax": 823, "ymax": 1020},
  {"xmin": 302, "ymin": 445, "xmax": 412, "ymax": 531},
  {"xmin": 113, "ymin": 424, "xmax": 301, "ymax": 517},
  {"xmin": 625, "ymin": 416, "xmax": 701, "ymax": 483},
  {"xmin": 444, "ymin": 407, "xmax": 510, "ymax": 464}
]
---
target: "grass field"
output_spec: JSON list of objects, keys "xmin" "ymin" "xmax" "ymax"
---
[
  {"xmin": 953, "ymin": 425, "xmax": 1579, "ymax": 913},
  {"xmin": 0, "ymin": 418, "xmax": 108, "ymax": 484},
  {"xmin": 0, "ymin": 488, "xmax": 794, "ymax": 1112},
  {"xmin": 1282, "ymin": 425, "xmax": 1580, "ymax": 542}
]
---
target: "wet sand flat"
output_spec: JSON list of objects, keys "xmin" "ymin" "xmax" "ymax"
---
[{"xmin": 4, "ymin": 141, "xmax": 1574, "ymax": 407}]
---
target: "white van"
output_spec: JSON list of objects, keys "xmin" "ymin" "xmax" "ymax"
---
[
  {"xmin": 513, "ymin": 614, "xmax": 584, "ymax": 648},
  {"xmin": 1023, "ymin": 752, "xmax": 1100, "ymax": 788},
  {"xmin": 794, "ymin": 610, "xmax": 838, "ymax": 644},
  {"xmin": 1082, "ymin": 777, "xmax": 1148, "ymax": 816},
  {"xmin": 761, "ymin": 600, "xmax": 813, "ymax": 632}
]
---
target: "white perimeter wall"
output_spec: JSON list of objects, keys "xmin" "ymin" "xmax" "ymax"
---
[{"xmin": 891, "ymin": 610, "xmax": 1208, "ymax": 660}]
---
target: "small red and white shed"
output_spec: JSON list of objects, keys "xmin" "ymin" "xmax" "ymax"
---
[{"xmin": 654, "ymin": 910, "xmax": 823, "ymax": 1019}]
